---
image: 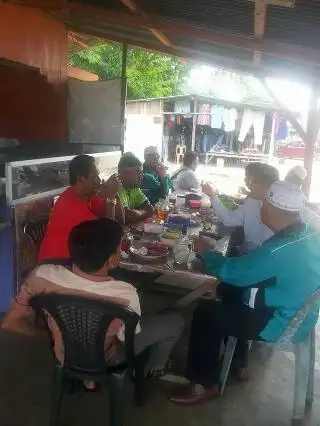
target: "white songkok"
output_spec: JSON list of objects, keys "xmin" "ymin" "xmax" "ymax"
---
[
  {"xmin": 266, "ymin": 181, "xmax": 305, "ymax": 212},
  {"xmin": 266, "ymin": 180, "xmax": 320, "ymax": 230},
  {"xmin": 144, "ymin": 146, "xmax": 159, "ymax": 156},
  {"xmin": 287, "ymin": 165, "xmax": 307, "ymax": 182}
]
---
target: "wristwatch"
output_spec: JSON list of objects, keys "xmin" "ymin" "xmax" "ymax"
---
[{"xmin": 105, "ymin": 198, "xmax": 117, "ymax": 205}]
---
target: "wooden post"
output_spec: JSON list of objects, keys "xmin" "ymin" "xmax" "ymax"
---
[
  {"xmin": 268, "ymin": 113, "xmax": 276, "ymax": 164},
  {"xmin": 120, "ymin": 43, "xmax": 128, "ymax": 153},
  {"xmin": 191, "ymin": 100, "xmax": 198, "ymax": 151},
  {"xmin": 303, "ymin": 87, "xmax": 319, "ymax": 197}
]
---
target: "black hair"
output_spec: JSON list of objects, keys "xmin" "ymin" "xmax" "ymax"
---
[
  {"xmin": 69, "ymin": 219, "xmax": 123, "ymax": 273},
  {"xmin": 69, "ymin": 155, "xmax": 95, "ymax": 186},
  {"xmin": 245, "ymin": 162, "xmax": 264, "ymax": 176},
  {"xmin": 183, "ymin": 151, "xmax": 198, "ymax": 167},
  {"xmin": 250, "ymin": 163, "xmax": 279, "ymax": 186},
  {"xmin": 118, "ymin": 153, "xmax": 142, "ymax": 170}
]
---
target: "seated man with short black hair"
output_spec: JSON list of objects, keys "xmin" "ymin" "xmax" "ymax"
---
[
  {"xmin": 117, "ymin": 153, "xmax": 154, "ymax": 224},
  {"xmin": 39, "ymin": 154, "xmax": 124, "ymax": 263},
  {"xmin": 172, "ymin": 151, "xmax": 200, "ymax": 191},
  {"xmin": 2, "ymin": 219, "xmax": 183, "ymax": 381}
]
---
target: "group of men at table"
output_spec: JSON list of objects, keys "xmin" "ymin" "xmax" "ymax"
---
[{"xmin": 2, "ymin": 149, "xmax": 320, "ymax": 405}]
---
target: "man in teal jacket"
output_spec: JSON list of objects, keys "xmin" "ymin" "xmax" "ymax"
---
[
  {"xmin": 142, "ymin": 146, "xmax": 172, "ymax": 205},
  {"xmin": 171, "ymin": 180, "xmax": 320, "ymax": 405}
]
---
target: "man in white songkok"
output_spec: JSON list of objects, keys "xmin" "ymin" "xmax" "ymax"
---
[{"xmin": 170, "ymin": 180, "xmax": 320, "ymax": 406}]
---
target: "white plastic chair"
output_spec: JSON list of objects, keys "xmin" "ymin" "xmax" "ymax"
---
[{"xmin": 219, "ymin": 288, "xmax": 319, "ymax": 426}]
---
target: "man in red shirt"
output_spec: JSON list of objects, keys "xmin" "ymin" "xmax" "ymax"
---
[{"xmin": 38, "ymin": 154, "xmax": 124, "ymax": 262}]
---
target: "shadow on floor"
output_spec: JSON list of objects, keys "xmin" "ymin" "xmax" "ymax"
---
[{"xmin": 0, "ymin": 319, "xmax": 319, "ymax": 426}]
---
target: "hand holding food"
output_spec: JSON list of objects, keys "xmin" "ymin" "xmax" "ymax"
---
[
  {"xmin": 193, "ymin": 236, "xmax": 215, "ymax": 255},
  {"xmin": 100, "ymin": 174, "xmax": 120, "ymax": 200},
  {"xmin": 156, "ymin": 163, "xmax": 167, "ymax": 179},
  {"xmin": 202, "ymin": 182, "xmax": 216, "ymax": 198}
]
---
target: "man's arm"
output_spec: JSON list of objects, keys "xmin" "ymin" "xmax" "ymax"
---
[
  {"xmin": 1, "ymin": 282, "xmax": 38, "ymax": 336},
  {"xmin": 124, "ymin": 188, "xmax": 154, "ymax": 224},
  {"xmin": 202, "ymin": 244, "xmax": 275, "ymax": 287},
  {"xmin": 211, "ymin": 196, "xmax": 245, "ymax": 228},
  {"xmin": 98, "ymin": 175, "xmax": 125, "ymax": 224},
  {"xmin": 125, "ymin": 202, "xmax": 154, "ymax": 224},
  {"xmin": 1, "ymin": 310, "xmax": 37, "ymax": 336}
]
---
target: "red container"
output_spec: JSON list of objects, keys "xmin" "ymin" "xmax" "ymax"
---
[
  {"xmin": 121, "ymin": 237, "xmax": 132, "ymax": 252},
  {"xmin": 189, "ymin": 199, "xmax": 201, "ymax": 209}
]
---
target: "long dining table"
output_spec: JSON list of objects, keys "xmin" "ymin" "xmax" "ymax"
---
[{"xmin": 119, "ymin": 228, "xmax": 230, "ymax": 308}]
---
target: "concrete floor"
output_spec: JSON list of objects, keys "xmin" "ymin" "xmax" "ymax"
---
[{"xmin": 0, "ymin": 318, "xmax": 319, "ymax": 426}]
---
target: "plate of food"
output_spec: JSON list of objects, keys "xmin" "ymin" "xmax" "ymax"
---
[{"xmin": 129, "ymin": 241, "xmax": 169, "ymax": 264}]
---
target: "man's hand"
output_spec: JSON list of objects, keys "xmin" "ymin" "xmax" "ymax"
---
[
  {"xmin": 156, "ymin": 163, "xmax": 167, "ymax": 179},
  {"xmin": 100, "ymin": 174, "xmax": 120, "ymax": 200},
  {"xmin": 193, "ymin": 236, "xmax": 215, "ymax": 255},
  {"xmin": 202, "ymin": 182, "xmax": 216, "ymax": 198}
]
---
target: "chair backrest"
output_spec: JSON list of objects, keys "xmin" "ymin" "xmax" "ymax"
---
[
  {"xmin": 23, "ymin": 219, "xmax": 48, "ymax": 247},
  {"xmin": 276, "ymin": 287, "xmax": 320, "ymax": 348},
  {"xmin": 30, "ymin": 293, "xmax": 139, "ymax": 373}
]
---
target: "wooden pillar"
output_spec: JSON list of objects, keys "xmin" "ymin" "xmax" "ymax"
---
[
  {"xmin": 120, "ymin": 43, "xmax": 128, "ymax": 153},
  {"xmin": 303, "ymin": 87, "xmax": 319, "ymax": 196},
  {"xmin": 191, "ymin": 100, "xmax": 198, "ymax": 151},
  {"xmin": 268, "ymin": 113, "xmax": 276, "ymax": 164}
]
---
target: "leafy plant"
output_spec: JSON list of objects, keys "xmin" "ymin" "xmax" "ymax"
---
[{"xmin": 69, "ymin": 43, "xmax": 188, "ymax": 99}]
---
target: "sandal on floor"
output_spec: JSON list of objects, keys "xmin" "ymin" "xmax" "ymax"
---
[
  {"xmin": 82, "ymin": 381, "xmax": 101, "ymax": 392},
  {"xmin": 145, "ymin": 369, "xmax": 165, "ymax": 379}
]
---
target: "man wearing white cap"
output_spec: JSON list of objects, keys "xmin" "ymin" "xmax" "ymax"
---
[
  {"xmin": 142, "ymin": 146, "xmax": 172, "ymax": 204},
  {"xmin": 171, "ymin": 180, "xmax": 320, "ymax": 406},
  {"xmin": 285, "ymin": 165, "xmax": 307, "ymax": 188}
]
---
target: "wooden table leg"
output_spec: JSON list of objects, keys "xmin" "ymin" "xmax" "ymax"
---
[{"xmin": 175, "ymin": 279, "xmax": 217, "ymax": 307}]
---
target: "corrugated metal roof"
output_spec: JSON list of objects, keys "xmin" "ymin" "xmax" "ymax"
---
[
  {"xmin": 61, "ymin": 0, "xmax": 320, "ymax": 81},
  {"xmin": 267, "ymin": 0, "xmax": 320, "ymax": 46}
]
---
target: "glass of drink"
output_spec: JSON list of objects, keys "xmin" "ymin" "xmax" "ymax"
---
[{"xmin": 155, "ymin": 199, "xmax": 170, "ymax": 221}]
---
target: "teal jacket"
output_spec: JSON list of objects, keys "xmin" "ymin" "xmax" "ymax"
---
[
  {"xmin": 202, "ymin": 222, "xmax": 320, "ymax": 343},
  {"xmin": 142, "ymin": 171, "xmax": 172, "ymax": 205}
]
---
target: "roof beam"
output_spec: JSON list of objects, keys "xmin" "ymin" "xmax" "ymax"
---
[
  {"xmin": 253, "ymin": 0, "xmax": 267, "ymax": 65},
  {"xmin": 119, "ymin": 0, "xmax": 172, "ymax": 47},
  {"xmin": 68, "ymin": 32, "xmax": 90, "ymax": 50},
  {"xmin": 259, "ymin": 77, "xmax": 307, "ymax": 141},
  {"xmin": 249, "ymin": 0, "xmax": 295, "ymax": 7}
]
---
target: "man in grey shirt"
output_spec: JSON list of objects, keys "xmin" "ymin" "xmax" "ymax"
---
[
  {"xmin": 203, "ymin": 162, "xmax": 279, "ymax": 252},
  {"xmin": 172, "ymin": 151, "xmax": 200, "ymax": 191}
]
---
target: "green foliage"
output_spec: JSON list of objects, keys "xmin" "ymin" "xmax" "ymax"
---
[{"xmin": 68, "ymin": 44, "xmax": 188, "ymax": 99}]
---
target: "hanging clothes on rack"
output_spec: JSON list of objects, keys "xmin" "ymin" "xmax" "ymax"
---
[
  {"xmin": 167, "ymin": 115, "xmax": 175, "ymax": 129},
  {"xmin": 223, "ymin": 108, "xmax": 238, "ymax": 132},
  {"xmin": 197, "ymin": 104, "xmax": 211, "ymax": 126},
  {"xmin": 238, "ymin": 109, "xmax": 265, "ymax": 146},
  {"xmin": 210, "ymin": 105, "xmax": 225, "ymax": 129},
  {"xmin": 174, "ymin": 100, "xmax": 191, "ymax": 114},
  {"xmin": 274, "ymin": 112, "xmax": 288, "ymax": 141}
]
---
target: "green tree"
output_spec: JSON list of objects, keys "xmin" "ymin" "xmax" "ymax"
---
[{"xmin": 68, "ymin": 43, "xmax": 188, "ymax": 99}]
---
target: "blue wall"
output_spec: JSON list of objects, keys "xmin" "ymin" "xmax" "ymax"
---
[{"xmin": 0, "ymin": 205, "xmax": 14, "ymax": 313}]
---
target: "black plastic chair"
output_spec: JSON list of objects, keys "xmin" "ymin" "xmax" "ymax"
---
[{"xmin": 30, "ymin": 293, "xmax": 146, "ymax": 426}]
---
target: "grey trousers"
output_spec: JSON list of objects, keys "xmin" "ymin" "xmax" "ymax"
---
[{"xmin": 112, "ymin": 313, "xmax": 184, "ymax": 373}]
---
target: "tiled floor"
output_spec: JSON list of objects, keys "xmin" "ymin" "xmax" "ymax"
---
[{"xmin": 0, "ymin": 319, "xmax": 319, "ymax": 426}]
